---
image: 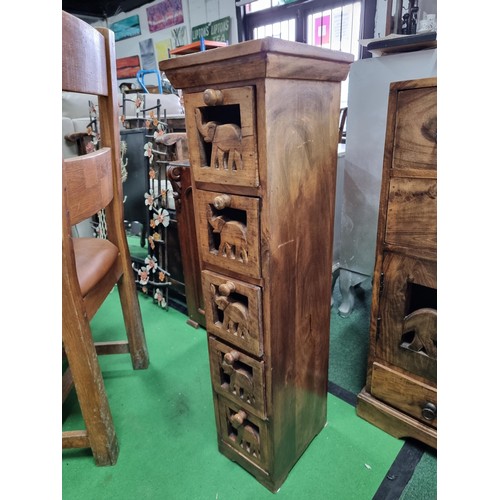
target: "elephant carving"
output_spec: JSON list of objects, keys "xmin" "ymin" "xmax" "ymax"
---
[
  {"xmin": 228, "ymin": 410, "xmax": 260, "ymax": 458},
  {"xmin": 239, "ymin": 424, "xmax": 260, "ymax": 457},
  {"xmin": 207, "ymin": 206, "xmax": 248, "ymax": 263},
  {"xmin": 222, "ymin": 351, "xmax": 255, "ymax": 405},
  {"xmin": 401, "ymin": 307, "xmax": 437, "ymax": 359},
  {"xmin": 211, "ymin": 284, "xmax": 249, "ymax": 339},
  {"xmin": 195, "ymin": 108, "xmax": 243, "ymax": 171}
]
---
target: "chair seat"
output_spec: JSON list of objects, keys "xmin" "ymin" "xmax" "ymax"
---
[{"xmin": 74, "ymin": 237, "xmax": 119, "ymax": 296}]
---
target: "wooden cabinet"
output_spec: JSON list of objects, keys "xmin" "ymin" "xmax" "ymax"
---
[
  {"xmin": 160, "ymin": 38, "xmax": 352, "ymax": 492},
  {"xmin": 356, "ymin": 77, "xmax": 437, "ymax": 449}
]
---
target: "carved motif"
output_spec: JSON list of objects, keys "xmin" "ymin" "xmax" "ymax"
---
[
  {"xmin": 207, "ymin": 206, "xmax": 248, "ymax": 263},
  {"xmin": 228, "ymin": 410, "xmax": 260, "ymax": 458},
  {"xmin": 400, "ymin": 307, "xmax": 437, "ymax": 359},
  {"xmin": 211, "ymin": 283, "xmax": 249, "ymax": 340},
  {"xmin": 222, "ymin": 350, "xmax": 255, "ymax": 405},
  {"xmin": 195, "ymin": 108, "xmax": 243, "ymax": 171}
]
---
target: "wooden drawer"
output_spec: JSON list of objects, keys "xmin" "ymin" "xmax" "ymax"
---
[
  {"xmin": 393, "ymin": 86, "xmax": 437, "ymax": 171},
  {"xmin": 385, "ymin": 177, "xmax": 437, "ymax": 252},
  {"xmin": 371, "ymin": 362, "xmax": 437, "ymax": 428},
  {"xmin": 216, "ymin": 395, "xmax": 270, "ymax": 472},
  {"xmin": 208, "ymin": 337, "xmax": 266, "ymax": 419},
  {"xmin": 202, "ymin": 270, "xmax": 263, "ymax": 357},
  {"xmin": 196, "ymin": 190, "xmax": 260, "ymax": 279},
  {"xmin": 184, "ymin": 86, "xmax": 259, "ymax": 188}
]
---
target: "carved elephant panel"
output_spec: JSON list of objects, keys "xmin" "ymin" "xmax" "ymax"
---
[
  {"xmin": 195, "ymin": 190, "xmax": 260, "ymax": 279},
  {"xmin": 183, "ymin": 86, "xmax": 259, "ymax": 188},
  {"xmin": 208, "ymin": 337, "xmax": 266, "ymax": 418},
  {"xmin": 202, "ymin": 270, "xmax": 263, "ymax": 357},
  {"xmin": 216, "ymin": 396, "xmax": 270, "ymax": 471}
]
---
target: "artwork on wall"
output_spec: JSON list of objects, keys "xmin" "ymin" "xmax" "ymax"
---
[
  {"xmin": 171, "ymin": 26, "xmax": 187, "ymax": 47},
  {"xmin": 116, "ymin": 55, "xmax": 141, "ymax": 79},
  {"xmin": 146, "ymin": 0, "xmax": 184, "ymax": 33},
  {"xmin": 314, "ymin": 14, "xmax": 331, "ymax": 46},
  {"xmin": 110, "ymin": 15, "xmax": 141, "ymax": 41},
  {"xmin": 192, "ymin": 17, "xmax": 231, "ymax": 43},
  {"xmin": 140, "ymin": 38, "xmax": 157, "ymax": 70},
  {"xmin": 155, "ymin": 38, "xmax": 173, "ymax": 62}
]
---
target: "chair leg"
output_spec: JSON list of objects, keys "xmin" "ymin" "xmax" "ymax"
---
[
  {"xmin": 117, "ymin": 265, "xmax": 150, "ymax": 370},
  {"xmin": 63, "ymin": 307, "xmax": 119, "ymax": 465}
]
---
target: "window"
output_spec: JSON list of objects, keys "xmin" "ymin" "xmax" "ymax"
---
[{"xmin": 238, "ymin": 0, "xmax": 368, "ymax": 107}]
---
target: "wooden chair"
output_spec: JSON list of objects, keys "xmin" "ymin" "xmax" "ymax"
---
[{"xmin": 62, "ymin": 10, "xmax": 149, "ymax": 466}]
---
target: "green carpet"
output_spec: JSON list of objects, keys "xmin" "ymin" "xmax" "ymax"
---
[{"xmin": 63, "ymin": 288, "xmax": 405, "ymax": 499}]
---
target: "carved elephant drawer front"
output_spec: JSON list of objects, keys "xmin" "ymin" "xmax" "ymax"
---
[
  {"xmin": 196, "ymin": 190, "xmax": 261, "ymax": 279},
  {"xmin": 371, "ymin": 362, "xmax": 437, "ymax": 428},
  {"xmin": 216, "ymin": 395, "xmax": 270, "ymax": 472},
  {"xmin": 202, "ymin": 270, "xmax": 263, "ymax": 357},
  {"xmin": 208, "ymin": 337, "xmax": 266, "ymax": 419},
  {"xmin": 184, "ymin": 86, "xmax": 259, "ymax": 188}
]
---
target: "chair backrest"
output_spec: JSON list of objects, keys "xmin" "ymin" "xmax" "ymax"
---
[{"xmin": 62, "ymin": 11, "xmax": 127, "ymax": 253}]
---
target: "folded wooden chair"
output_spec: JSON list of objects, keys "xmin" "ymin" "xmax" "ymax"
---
[{"xmin": 62, "ymin": 10, "xmax": 149, "ymax": 465}]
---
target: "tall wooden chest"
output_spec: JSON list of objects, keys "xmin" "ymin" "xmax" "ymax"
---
[
  {"xmin": 356, "ymin": 77, "xmax": 437, "ymax": 448},
  {"xmin": 160, "ymin": 38, "xmax": 352, "ymax": 491}
]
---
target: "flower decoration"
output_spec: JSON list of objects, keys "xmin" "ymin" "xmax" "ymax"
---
[
  {"xmin": 154, "ymin": 288, "xmax": 167, "ymax": 308},
  {"xmin": 138, "ymin": 267, "xmax": 149, "ymax": 285},
  {"xmin": 144, "ymin": 191, "xmax": 155, "ymax": 211},
  {"xmin": 144, "ymin": 142, "xmax": 153, "ymax": 164},
  {"xmin": 153, "ymin": 209, "xmax": 170, "ymax": 227},
  {"xmin": 145, "ymin": 255, "xmax": 158, "ymax": 273}
]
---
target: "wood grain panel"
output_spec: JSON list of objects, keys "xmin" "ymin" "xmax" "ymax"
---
[
  {"xmin": 62, "ymin": 12, "xmax": 107, "ymax": 96},
  {"xmin": 385, "ymin": 177, "xmax": 437, "ymax": 253},
  {"xmin": 64, "ymin": 148, "xmax": 113, "ymax": 226},
  {"xmin": 371, "ymin": 362, "xmax": 437, "ymax": 428},
  {"xmin": 393, "ymin": 86, "xmax": 437, "ymax": 170}
]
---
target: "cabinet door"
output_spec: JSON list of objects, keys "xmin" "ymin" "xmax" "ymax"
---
[
  {"xmin": 375, "ymin": 251, "xmax": 437, "ymax": 383},
  {"xmin": 184, "ymin": 86, "xmax": 259, "ymax": 188}
]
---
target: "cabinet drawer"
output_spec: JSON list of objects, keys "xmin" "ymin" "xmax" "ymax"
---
[
  {"xmin": 196, "ymin": 190, "xmax": 260, "ymax": 279},
  {"xmin": 393, "ymin": 86, "xmax": 437, "ymax": 171},
  {"xmin": 371, "ymin": 362, "xmax": 437, "ymax": 428},
  {"xmin": 184, "ymin": 86, "xmax": 259, "ymax": 188},
  {"xmin": 209, "ymin": 337, "xmax": 266, "ymax": 419},
  {"xmin": 385, "ymin": 177, "xmax": 436, "ymax": 252},
  {"xmin": 202, "ymin": 270, "xmax": 263, "ymax": 357},
  {"xmin": 216, "ymin": 395, "xmax": 270, "ymax": 472}
]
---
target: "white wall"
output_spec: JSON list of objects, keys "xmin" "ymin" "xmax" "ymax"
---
[
  {"xmin": 91, "ymin": 0, "xmax": 237, "ymax": 87},
  {"xmin": 89, "ymin": 0, "xmax": 391, "ymax": 88}
]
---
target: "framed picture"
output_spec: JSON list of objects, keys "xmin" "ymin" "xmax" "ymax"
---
[
  {"xmin": 146, "ymin": 0, "xmax": 184, "ymax": 33},
  {"xmin": 116, "ymin": 55, "xmax": 141, "ymax": 80},
  {"xmin": 140, "ymin": 38, "xmax": 157, "ymax": 70},
  {"xmin": 110, "ymin": 15, "xmax": 141, "ymax": 42}
]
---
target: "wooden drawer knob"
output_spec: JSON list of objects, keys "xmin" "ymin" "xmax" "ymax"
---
[
  {"xmin": 421, "ymin": 402, "xmax": 437, "ymax": 421},
  {"xmin": 230, "ymin": 410, "xmax": 247, "ymax": 427},
  {"xmin": 203, "ymin": 89, "xmax": 224, "ymax": 106},
  {"xmin": 224, "ymin": 350, "xmax": 240, "ymax": 365},
  {"xmin": 213, "ymin": 194, "xmax": 231, "ymax": 210},
  {"xmin": 218, "ymin": 281, "xmax": 235, "ymax": 296}
]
